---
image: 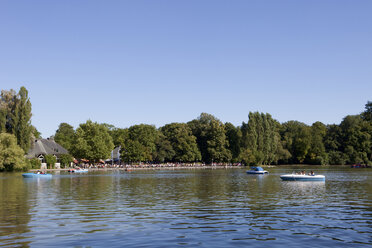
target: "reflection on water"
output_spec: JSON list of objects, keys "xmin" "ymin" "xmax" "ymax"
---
[{"xmin": 0, "ymin": 168, "xmax": 371, "ymax": 247}]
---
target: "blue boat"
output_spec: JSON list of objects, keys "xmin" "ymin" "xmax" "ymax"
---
[
  {"xmin": 22, "ymin": 173, "xmax": 52, "ymax": 178},
  {"xmin": 246, "ymin": 166, "xmax": 268, "ymax": 174},
  {"xmin": 280, "ymin": 174, "xmax": 325, "ymax": 181}
]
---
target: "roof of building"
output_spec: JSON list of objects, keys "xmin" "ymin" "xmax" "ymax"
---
[{"xmin": 26, "ymin": 138, "xmax": 69, "ymax": 158}]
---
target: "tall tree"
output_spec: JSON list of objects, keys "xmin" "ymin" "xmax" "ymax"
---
[
  {"xmin": 123, "ymin": 139, "xmax": 150, "ymax": 163},
  {"xmin": 109, "ymin": 128, "xmax": 129, "ymax": 148},
  {"xmin": 361, "ymin": 101, "xmax": 372, "ymax": 121},
  {"xmin": 241, "ymin": 112, "xmax": 283, "ymax": 165},
  {"xmin": 339, "ymin": 115, "xmax": 371, "ymax": 164},
  {"xmin": 0, "ymin": 104, "xmax": 6, "ymax": 132},
  {"xmin": 188, "ymin": 113, "xmax": 231, "ymax": 163},
  {"xmin": 324, "ymin": 124, "xmax": 346, "ymax": 165},
  {"xmin": 154, "ymin": 132, "xmax": 175, "ymax": 163},
  {"xmin": 0, "ymin": 87, "xmax": 33, "ymax": 152},
  {"xmin": 0, "ymin": 89, "xmax": 17, "ymax": 133},
  {"xmin": 72, "ymin": 120, "xmax": 114, "ymax": 163},
  {"xmin": 127, "ymin": 124, "xmax": 159, "ymax": 161},
  {"xmin": 14, "ymin": 87, "xmax": 33, "ymax": 152},
  {"xmin": 54, "ymin": 123, "xmax": 75, "ymax": 152},
  {"xmin": 305, "ymin": 121, "xmax": 328, "ymax": 165},
  {"xmin": 161, "ymin": 123, "xmax": 201, "ymax": 162},
  {"xmin": 280, "ymin": 121, "xmax": 311, "ymax": 164},
  {"xmin": 225, "ymin": 122, "xmax": 242, "ymax": 162}
]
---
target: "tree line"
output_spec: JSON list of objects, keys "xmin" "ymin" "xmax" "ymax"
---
[
  {"xmin": 0, "ymin": 86, "xmax": 371, "ymax": 171},
  {"xmin": 54, "ymin": 103, "xmax": 372, "ymax": 166}
]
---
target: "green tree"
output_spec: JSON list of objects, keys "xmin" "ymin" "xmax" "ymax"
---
[
  {"xmin": 339, "ymin": 115, "xmax": 371, "ymax": 164},
  {"xmin": 361, "ymin": 101, "xmax": 372, "ymax": 121},
  {"xmin": 109, "ymin": 128, "xmax": 129, "ymax": 148},
  {"xmin": 54, "ymin": 123, "xmax": 75, "ymax": 152},
  {"xmin": 327, "ymin": 150, "xmax": 347, "ymax": 165},
  {"xmin": 127, "ymin": 124, "xmax": 159, "ymax": 161},
  {"xmin": 225, "ymin": 122, "xmax": 242, "ymax": 162},
  {"xmin": 59, "ymin": 154, "xmax": 74, "ymax": 168},
  {"xmin": 123, "ymin": 139, "xmax": 149, "ymax": 163},
  {"xmin": 44, "ymin": 154, "xmax": 57, "ymax": 169},
  {"xmin": 14, "ymin": 87, "xmax": 33, "ymax": 152},
  {"xmin": 241, "ymin": 112, "xmax": 284, "ymax": 165},
  {"xmin": 0, "ymin": 89, "xmax": 17, "ymax": 133},
  {"xmin": 28, "ymin": 158, "xmax": 41, "ymax": 169},
  {"xmin": 0, "ymin": 87, "xmax": 33, "ymax": 152},
  {"xmin": 188, "ymin": 113, "xmax": 231, "ymax": 163},
  {"xmin": 0, "ymin": 133, "xmax": 28, "ymax": 171},
  {"xmin": 0, "ymin": 105, "xmax": 6, "ymax": 133},
  {"xmin": 161, "ymin": 123, "xmax": 201, "ymax": 162},
  {"xmin": 72, "ymin": 120, "xmax": 114, "ymax": 163},
  {"xmin": 305, "ymin": 121, "xmax": 328, "ymax": 165},
  {"xmin": 154, "ymin": 133, "xmax": 175, "ymax": 162},
  {"xmin": 324, "ymin": 124, "xmax": 343, "ymax": 152},
  {"xmin": 280, "ymin": 121, "xmax": 311, "ymax": 164},
  {"xmin": 238, "ymin": 148, "xmax": 256, "ymax": 165},
  {"xmin": 31, "ymin": 125, "xmax": 41, "ymax": 139}
]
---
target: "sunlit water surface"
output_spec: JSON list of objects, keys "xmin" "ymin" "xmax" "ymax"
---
[{"xmin": 0, "ymin": 167, "xmax": 371, "ymax": 247}]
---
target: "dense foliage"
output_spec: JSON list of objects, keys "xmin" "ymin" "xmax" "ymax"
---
[
  {"xmin": 54, "ymin": 123, "xmax": 75, "ymax": 152},
  {"xmin": 0, "ymin": 87, "xmax": 37, "ymax": 152},
  {"xmin": 59, "ymin": 154, "xmax": 74, "ymax": 168},
  {"xmin": 51, "ymin": 101, "xmax": 372, "ymax": 166},
  {"xmin": 28, "ymin": 158, "xmax": 41, "ymax": 169},
  {"xmin": 44, "ymin": 154, "xmax": 57, "ymax": 169},
  {"xmin": 161, "ymin": 123, "xmax": 201, "ymax": 162},
  {"xmin": 188, "ymin": 113, "xmax": 231, "ymax": 163},
  {"xmin": 72, "ymin": 120, "xmax": 114, "ymax": 163},
  {"xmin": 1, "ymin": 87, "xmax": 371, "ymax": 169},
  {"xmin": 0, "ymin": 133, "xmax": 29, "ymax": 171}
]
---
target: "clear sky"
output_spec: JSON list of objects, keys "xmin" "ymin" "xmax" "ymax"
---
[{"xmin": 1, "ymin": 0, "xmax": 371, "ymax": 138}]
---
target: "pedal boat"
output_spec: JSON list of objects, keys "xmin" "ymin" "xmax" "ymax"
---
[
  {"xmin": 73, "ymin": 168, "xmax": 88, "ymax": 173},
  {"xmin": 68, "ymin": 168, "xmax": 88, "ymax": 173},
  {"xmin": 280, "ymin": 174, "xmax": 325, "ymax": 181},
  {"xmin": 246, "ymin": 166, "xmax": 268, "ymax": 174},
  {"xmin": 22, "ymin": 173, "xmax": 52, "ymax": 178}
]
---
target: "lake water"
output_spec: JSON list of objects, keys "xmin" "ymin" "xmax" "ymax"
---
[{"xmin": 0, "ymin": 167, "xmax": 371, "ymax": 247}]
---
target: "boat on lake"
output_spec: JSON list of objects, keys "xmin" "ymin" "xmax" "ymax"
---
[
  {"xmin": 280, "ymin": 173, "xmax": 325, "ymax": 181},
  {"xmin": 246, "ymin": 166, "xmax": 268, "ymax": 174},
  {"xmin": 68, "ymin": 168, "xmax": 88, "ymax": 173},
  {"xmin": 22, "ymin": 173, "xmax": 52, "ymax": 178}
]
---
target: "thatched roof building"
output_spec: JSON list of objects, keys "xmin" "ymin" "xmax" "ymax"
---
[{"xmin": 26, "ymin": 138, "xmax": 68, "ymax": 160}]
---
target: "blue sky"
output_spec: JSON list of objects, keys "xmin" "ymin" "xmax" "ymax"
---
[{"xmin": 1, "ymin": 0, "xmax": 371, "ymax": 137}]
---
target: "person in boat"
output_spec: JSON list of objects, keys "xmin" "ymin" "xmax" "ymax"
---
[
  {"xmin": 310, "ymin": 171, "xmax": 314, "ymax": 176},
  {"xmin": 36, "ymin": 170, "xmax": 41, "ymax": 174}
]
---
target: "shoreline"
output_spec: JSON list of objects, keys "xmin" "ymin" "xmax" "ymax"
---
[
  {"xmin": 30, "ymin": 165, "xmax": 245, "ymax": 172},
  {"xmin": 28, "ymin": 164, "xmax": 358, "ymax": 172}
]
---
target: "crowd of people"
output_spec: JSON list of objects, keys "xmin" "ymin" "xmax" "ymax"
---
[
  {"xmin": 295, "ymin": 170, "xmax": 315, "ymax": 176},
  {"xmin": 76, "ymin": 162, "xmax": 243, "ymax": 170}
]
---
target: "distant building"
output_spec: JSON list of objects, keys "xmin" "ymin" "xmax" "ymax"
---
[
  {"xmin": 26, "ymin": 138, "xmax": 69, "ymax": 162},
  {"xmin": 106, "ymin": 146, "xmax": 121, "ymax": 163}
]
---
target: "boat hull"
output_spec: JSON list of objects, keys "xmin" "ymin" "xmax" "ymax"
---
[
  {"xmin": 22, "ymin": 173, "xmax": 52, "ymax": 178},
  {"xmin": 280, "ymin": 174, "xmax": 325, "ymax": 181},
  {"xmin": 74, "ymin": 169, "xmax": 88, "ymax": 173},
  {"xmin": 246, "ymin": 171, "xmax": 268, "ymax": 174}
]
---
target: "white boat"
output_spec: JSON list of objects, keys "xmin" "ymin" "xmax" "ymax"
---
[
  {"xmin": 73, "ymin": 168, "xmax": 88, "ymax": 173},
  {"xmin": 280, "ymin": 174, "xmax": 325, "ymax": 181},
  {"xmin": 246, "ymin": 166, "xmax": 268, "ymax": 174}
]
